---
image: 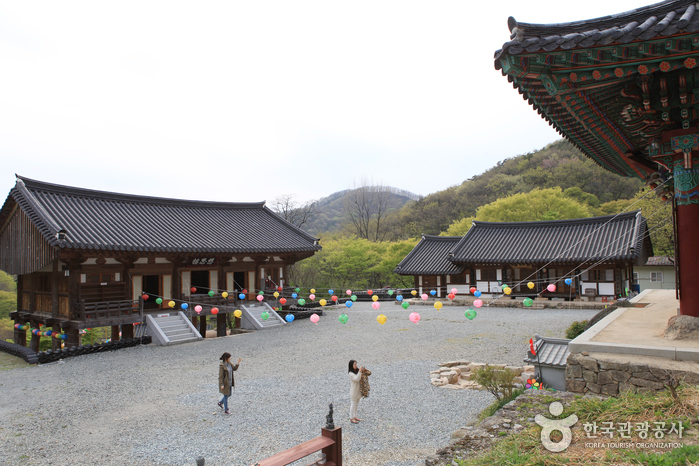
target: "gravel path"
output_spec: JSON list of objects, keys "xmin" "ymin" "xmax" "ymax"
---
[{"xmin": 0, "ymin": 302, "xmax": 599, "ymax": 466}]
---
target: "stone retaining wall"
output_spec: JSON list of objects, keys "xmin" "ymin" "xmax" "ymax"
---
[{"xmin": 565, "ymin": 352, "xmax": 699, "ymax": 395}]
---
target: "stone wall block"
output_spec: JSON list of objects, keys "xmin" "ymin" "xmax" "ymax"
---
[
  {"xmin": 566, "ymin": 379, "xmax": 586, "ymax": 393},
  {"xmin": 609, "ymin": 370, "xmax": 632, "ymax": 383},
  {"xmin": 629, "ymin": 363, "xmax": 649, "ymax": 373},
  {"xmin": 587, "ymin": 382, "xmax": 602, "ymax": 394},
  {"xmin": 628, "ymin": 377, "xmax": 664, "ymax": 391},
  {"xmin": 597, "ymin": 371, "xmax": 615, "ymax": 385},
  {"xmin": 583, "ymin": 370, "xmax": 598, "ymax": 383},
  {"xmin": 579, "ymin": 357, "xmax": 599, "ymax": 372},
  {"xmin": 566, "ymin": 364, "xmax": 582, "ymax": 379},
  {"xmin": 632, "ymin": 371, "xmax": 659, "ymax": 382},
  {"xmin": 601, "ymin": 383, "xmax": 619, "ymax": 396},
  {"xmin": 599, "ymin": 360, "xmax": 629, "ymax": 372},
  {"xmin": 619, "ymin": 382, "xmax": 635, "ymax": 394}
]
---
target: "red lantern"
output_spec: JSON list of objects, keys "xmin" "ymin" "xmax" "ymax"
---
[
  {"xmin": 277, "ymin": 286, "xmax": 283, "ymax": 292},
  {"xmin": 469, "ymin": 287, "xmax": 476, "ymax": 294},
  {"xmin": 367, "ymin": 290, "xmax": 373, "ymax": 295},
  {"xmin": 331, "ymin": 295, "xmax": 338, "ymax": 302},
  {"xmin": 191, "ymin": 287, "xmax": 197, "ymax": 293},
  {"xmin": 211, "ymin": 307, "xmax": 219, "ymax": 315},
  {"xmin": 142, "ymin": 294, "xmax": 149, "ymax": 300},
  {"xmin": 279, "ymin": 297, "xmax": 287, "ymax": 305},
  {"xmin": 448, "ymin": 293, "xmax": 456, "ymax": 300},
  {"xmin": 242, "ymin": 289, "xmax": 248, "ymax": 294}
]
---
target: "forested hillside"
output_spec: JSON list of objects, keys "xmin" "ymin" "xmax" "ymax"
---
[{"xmin": 390, "ymin": 139, "xmax": 643, "ymax": 237}]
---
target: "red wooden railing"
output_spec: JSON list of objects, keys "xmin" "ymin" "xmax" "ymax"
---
[{"xmin": 256, "ymin": 427, "xmax": 342, "ymax": 466}]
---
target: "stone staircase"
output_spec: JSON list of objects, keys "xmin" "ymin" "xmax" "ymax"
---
[
  {"xmin": 146, "ymin": 311, "xmax": 202, "ymax": 346},
  {"xmin": 239, "ymin": 303, "xmax": 286, "ymax": 330}
]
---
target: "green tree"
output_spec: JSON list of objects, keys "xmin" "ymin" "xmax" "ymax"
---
[
  {"xmin": 475, "ymin": 188, "xmax": 590, "ymax": 222},
  {"xmin": 0, "ymin": 271, "xmax": 16, "ymax": 292},
  {"xmin": 633, "ymin": 188, "xmax": 674, "ymax": 256},
  {"xmin": 441, "ymin": 217, "xmax": 474, "ymax": 236},
  {"xmin": 0, "ymin": 291, "xmax": 17, "ymax": 319}
]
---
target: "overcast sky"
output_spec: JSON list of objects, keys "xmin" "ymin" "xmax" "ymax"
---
[{"xmin": 0, "ymin": 0, "xmax": 643, "ymax": 205}]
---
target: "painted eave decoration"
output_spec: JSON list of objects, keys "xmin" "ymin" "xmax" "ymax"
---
[{"xmin": 494, "ymin": 0, "xmax": 699, "ymax": 179}]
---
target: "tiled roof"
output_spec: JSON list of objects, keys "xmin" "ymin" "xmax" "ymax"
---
[
  {"xmin": 523, "ymin": 335, "xmax": 570, "ymax": 367},
  {"xmin": 394, "ymin": 235, "xmax": 465, "ymax": 276},
  {"xmin": 496, "ymin": 0, "xmax": 698, "ymax": 58},
  {"xmin": 4, "ymin": 176, "xmax": 320, "ymax": 255},
  {"xmin": 450, "ymin": 211, "xmax": 649, "ymax": 265},
  {"xmin": 643, "ymin": 255, "xmax": 675, "ymax": 266}
]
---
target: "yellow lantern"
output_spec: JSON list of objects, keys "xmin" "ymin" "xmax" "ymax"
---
[
  {"xmin": 504, "ymin": 287, "xmax": 511, "ymax": 295},
  {"xmin": 319, "ymin": 298, "xmax": 327, "ymax": 306},
  {"xmin": 527, "ymin": 282, "xmax": 535, "ymax": 289},
  {"xmin": 376, "ymin": 314, "xmax": 387, "ymax": 325},
  {"xmin": 222, "ymin": 291, "xmax": 229, "ymax": 298},
  {"xmin": 434, "ymin": 301, "xmax": 443, "ymax": 310},
  {"xmin": 168, "ymin": 300, "xmax": 175, "ymax": 308},
  {"xmin": 273, "ymin": 292, "xmax": 279, "ymax": 298},
  {"xmin": 411, "ymin": 290, "xmax": 417, "ymax": 296},
  {"xmin": 233, "ymin": 309, "xmax": 242, "ymax": 318},
  {"xmin": 372, "ymin": 295, "xmax": 379, "ymax": 302},
  {"xmin": 310, "ymin": 288, "xmax": 316, "ymax": 294}
]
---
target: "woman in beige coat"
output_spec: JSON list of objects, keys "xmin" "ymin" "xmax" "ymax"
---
[{"xmin": 218, "ymin": 352, "xmax": 241, "ymax": 414}]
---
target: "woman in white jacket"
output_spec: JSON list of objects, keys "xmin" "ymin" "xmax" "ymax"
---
[{"xmin": 348, "ymin": 359, "xmax": 365, "ymax": 424}]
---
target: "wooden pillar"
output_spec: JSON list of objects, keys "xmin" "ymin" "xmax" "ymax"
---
[
  {"xmin": 121, "ymin": 324, "xmax": 134, "ymax": 339},
  {"xmin": 52, "ymin": 323, "xmax": 62, "ymax": 350},
  {"xmin": 28, "ymin": 318, "xmax": 40, "ymax": 352},
  {"xmin": 192, "ymin": 315, "xmax": 198, "ymax": 329},
  {"xmin": 199, "ymin": 315, "xmax": 207, "ymax": 338},
  {"xmin": 111, "ymin": 325, "xmax": 120, "ymax": 342},
  {"xmin": 321, "ymin": 427, "xmax": 342, "ymax": 466},
  {"xmin": 676, "ymin": 202, "xmax": 699, "ymax": 317},
  {"xmin": 13, "ymin": 321, "xmax": 27, "ymax": 346},
  {"xmin": 217, "ymin": 313, "xmax": 227, "ymax": 337},
  {"xmin": 65, "ymin": 328, "xmax": 80, "ymax": 348}
]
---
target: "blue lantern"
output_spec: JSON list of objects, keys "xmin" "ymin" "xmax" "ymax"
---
[
  {"xmin": 430, "ymin": 290, "xmax": 436, "ymax": 296},
  {"xmin": 396, "ymin": 295, "xmax": 403, "ymax": 301}
]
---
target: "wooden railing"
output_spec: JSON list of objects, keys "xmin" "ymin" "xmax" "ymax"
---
[
  {"xmin": 77, "ymin": 299, "xmax": 141, "ymax": 326},
  {"xmin": 256, "ymin": 426, "xmax": 342, "ymax": 466}
]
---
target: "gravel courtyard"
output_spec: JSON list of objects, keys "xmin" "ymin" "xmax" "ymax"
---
[{"xmin": 0, "ymin": 302, "xmax": 599, "ymax": 466}]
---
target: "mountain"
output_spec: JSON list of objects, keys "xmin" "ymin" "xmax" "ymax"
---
[{"xmin": 302, "ymin": 187, "xmax": 418, "ymax": 237}]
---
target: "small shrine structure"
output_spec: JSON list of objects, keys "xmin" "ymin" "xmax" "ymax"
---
[
  {"xmin": 395, "ymin": 211, "xmax": 651, "ymax": 300},
  {"xmin": 0, "ymin": 176, "xmax": 320, "ymax": 348},
  {"xmin": 494, "ymin": 0, "xmax": 699, "ymax": 315}
]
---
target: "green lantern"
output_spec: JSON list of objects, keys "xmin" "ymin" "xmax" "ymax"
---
[
  {"xmin": 298, "ymin": 298, "xmax": 306, "ymax": 306},
  {"xmin": 259, "ymin": 291, "xmax": 264, "ymax": 295},
  {"xmin": 401, "ymin": 301, "xmax": 409, "ymax": 310},
  {"xmin": 338, "ymin": 313, "xmax": 348, "ymax": 324},
  {"xmin": 156, "ymin": 298, "xmax": 163, "ymax": 305},
  {"xmin": 295, "ymin": 287, "xmax": 301, "ymax": 293},
  {"xmin": 261, "ymin": 311, "xmax": 269, "ymax": 321},
  {"xmin": 208, "ymin": 290, "xmax": 215, "ymax": 297},
  {"xmin": 465, "ymin": 309, "xmax": 477, "ymax": 320},
  {"xmin": 523, "ymin": 298, "xmax": 533, "ymax": 307},
  {"xmin": 351, "ymin": 294, "xmax": 357, "ymax": 302},
  {"xmin": 387, "ymin": 290, "xmax": 394, "ymax": 296}
]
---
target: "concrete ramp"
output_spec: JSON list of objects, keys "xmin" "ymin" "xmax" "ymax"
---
[
  {"xmin": 239, "ymin": 303, "xmax": 286, "ymax": 330},
  {"xmin": 146, "ymin": 311, "xmax": 202, "ymax": 345}
]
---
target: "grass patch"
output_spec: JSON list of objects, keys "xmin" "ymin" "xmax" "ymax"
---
[
  {"xmin": 460, "ymin": 385, "xmax": 699, "ymax": 466},
  {"xmin": 0, "ymin": 352, "xmax": 29, "ymax": 370},
  {"xmin": 478, "ymin": 387, "xmax": 526, "ymax": 421}
]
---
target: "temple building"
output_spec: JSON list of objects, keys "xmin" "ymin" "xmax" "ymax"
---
[
  {"xmin": 395, "ymin": 211, "xmax": 651, "ymax": 300},
  {"xmin": 494, "ymin": 0, "xmax": 699, "ymax": 316},
  {"xmin": 0, "ymin": 176, "xmax": 320, "ymax": 348}
]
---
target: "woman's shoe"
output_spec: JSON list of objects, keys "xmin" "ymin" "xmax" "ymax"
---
[
  {"xmin": 224, "ymin": 410, "xmax": 232, "ymax": 415},
  {"xmin": 218, "ymin": 402, "xmax": 224, "ymax": 410}
]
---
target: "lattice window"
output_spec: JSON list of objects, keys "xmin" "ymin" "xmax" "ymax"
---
[{"xmin": 651, "ymin": 272, "xmax": 663, "ymax": 282}]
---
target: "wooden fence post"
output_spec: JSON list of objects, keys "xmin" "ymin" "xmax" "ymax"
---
[{"xmin": 321, "ymin": 427, "xmax": 342, "ymax": 466}]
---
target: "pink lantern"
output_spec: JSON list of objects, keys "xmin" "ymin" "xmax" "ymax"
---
[
  {"xmin": 195, "ymin": 305, "xmax": 202, "ymax": 314},
  {"xmin": 310, "ymin": 314, "xmax": 320, "ymax": 325},
  {"xmin": 309, "ymin": 294, "xmax": 316, "ymax": 301},
  {"xmin": 421, "ymin": 293, "xmax": 428, "ymax": 301},
  {"xmin": 474, "ymin": 299, "xmax": 483, "ymax": 308},
  {"xmin": 256, "ymin": 295, "xmax": 264, "ymax": 302},
  {"xmin": 451, "ymin": 288, "xmax": 458, "ymax": 294},
  {"xmin": 346, "ymin": 289, "xmax": 352, "ymax": 296},
  {"xmin": 372, "ymin": 302, "xmax": 380, "ymax": 310},
  {"xmin": 547, "ymin": 284, "xmax": 556, "ymax": 292},
  {"xmin": 409, "ymin": 312, "xmax": 421, "ymax": 324}
]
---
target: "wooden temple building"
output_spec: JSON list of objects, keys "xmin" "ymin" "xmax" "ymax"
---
[
  {"xmin": 494, "ymin": 0, "xmax": 699, "ymax": 315},
  {"xmin": 0, "ymin": 176, "xmax": 320, "ymax": 348},
  {"xmin": 395, "ymin": 211, "xmax": 652, "ymax": 299}
]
